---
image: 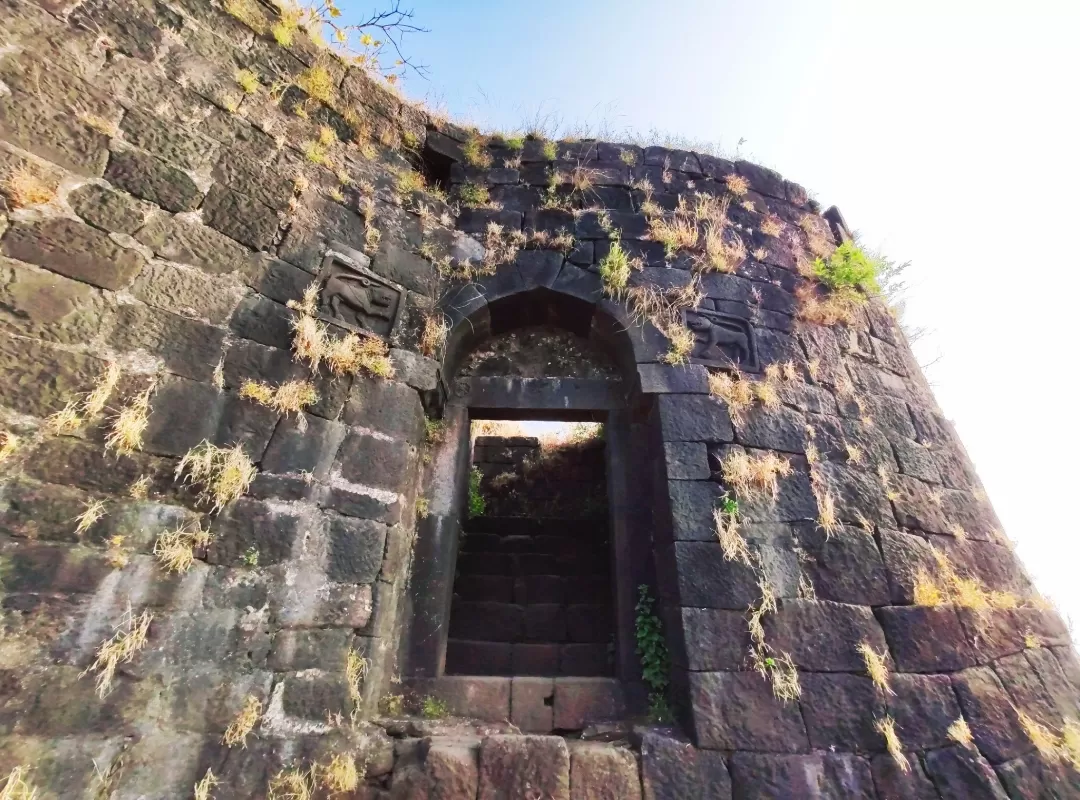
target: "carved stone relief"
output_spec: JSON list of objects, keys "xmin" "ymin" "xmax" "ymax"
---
[
  {"xmin": 314, "ymin": 243, "xmax": 405, "ymax": 340},
  {"xmin": 683, "ymin": 309, "xmax": 758, "ymax": 371}
]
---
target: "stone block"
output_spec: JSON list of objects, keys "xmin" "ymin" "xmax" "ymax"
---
[
  {"xmin": 336, "ymin": 431, "xmax": 414, "ymax": 492},
  {"xmin": 449, "ymin": 601, "xmax": 523, "ymax": 642},
  {"xmin": 136, "ymin": 212, "xmax": 254, "ymax": 275},
  {"xmin": 640, "ymin": 730, "xmax": 731, "ymax": 800},
  {"xmin": 0, "ymin": 257, "xmax": 111, "ymax": 345},
  {"xmin": 870, "ymin": 753, "xmax": 939, "ymax": 800},
  {"xmin": 525, "ymin": 604, "xmax": 567, "ymax": 642},
  {"xmin": 268, "ymin": 628, "xmax": 355, "ymax": 671},
  {"xmin": 24, "ymin": 436, "xmax": 165, "ymax": 496},
  {"xmin": 418, "ymin": 677, "xmax": 511, "ymax": 722},
  {"xmin": 878, "ymin": 528, "xmax": 938, "ymax": 604},
  {"xmin": 426, "ymin": 740, "xmax": 480, "ymax": 800},
  {"xmin": 569, "ymin": 743, "xmax": 641, "ymax": 800},
  {"xmin": 663, "ymin": 443, "xmax": 710, "ymax": 480},
  {"xmin": 514, "ymin": 643, "xmax": 560, "ymax": 675},
  {"xmin": 104, "ymin": 147, "xmax": 203, "ymax": 212},
  {"xmin": 229, "ymin": 295, "xmax": 294, "ymax": 350},
  {"xmin": 951, "ymin": 666, "xmax": 1029, "ymax": 764},
  {"xmin": 201, "ymin": 184, "xmax": 279, "ymax": 249},
  {"xmin": 343, "ymin": 376, "xmax": 425, "ymax": 444},
  {"xmin": 669, "ymin": 539, "xmax": 794, "ymax": 609},
  {"xmin": 878, "ymin": 606, "xmax": 976, "ymax": 672},
  {"xmin": 68, "ymin": 183, "xmax": 149, "ymax": 234},
  {"xmin": 636, "ymin": 363, "xmax": 709, "ymax": 394},
  {"xmin": 812, "ymin": 461, "xmax": 894, "ymax": 527},
  {"xmin": 119, "ymin": 106, "xmax": 219, "ymax": 170},
  {"xmin": 888, "ymin": 673, "xmax": 963, "ymax": 750},
  {"xmin": 511, "ymin": 677, "xmax": 554, "ymax": 733},
  {"xmin": 730, "ymin": 753, "xmax": 875, "ymax": 799},
  {"xmin": 110, "ymin": 304, "xmax": 224, "ymax": 382},
  {"xmin": 553, "ymin": 678, "xmax": 625, "ymax": 730},
  {"xmin": 677, "ymin": 608, "xmax": 750, "ymax": 671},
  {"xmin": 327, "ymin": 515, "xmax": 387, "ymax": 583},
  {"xmin": 141, "ymin": 375, "xmax": 224, "ymax": 456},
  {"xmin": 1, "ymin": 218, "xmax": 144, "ymax": 291},
  {"xmin": 793, "ymin": 523, "xmax": 891, "ymax": 606},
  {"xmin": 0, "ymin": 89, "xmax": 110, "ymax": 176},
  {"xmin": 445, "ymin": 640, "xmax": 512, "ymax": 675},
  {"xmin": 372, "ymin": 241, "xmax": 434, "ymax": 296},
  {"xmin": 923, "ymin": 746, "xmax": 1010, "ymax": 799},
  {"xmin": 763, "ymin": 599, "xmax": 886, "ymax": 672},
  {"xmin": 800, "ymin": 673, "xmax": 883, "ymax": 751},
  {"xmin": 389, "ymin": 348, "xmax": 439, "ymax": 391},
  {"xmin": 734, "ymin": 404, "xmax": 808, "ymax": 453},
  {"xmin": 477, "ymin": 735, "xmax": 569, "ymax": 800},
  {"xmin": 130, "ymin": 260, "xmax": 242, "ymax": 324},
  {"xmin": 689, "ymin": 671, "xmax": 808, "ymax": 752},
  {"xmin": 0, "ymin": 479, "xmax": 93, "ymax": 543},
  {"xmin": 261, "ymin": 413, "xmax": 347, "ymax": 477},
  {"xmin": 994, "ymin": 750, "xmax": 1080, "ymax": 800},
  {"xmin": 213, "ymin": 148, "xmax": 295, "ymax": 212},
  {"xmin": 281, "ymin": 670, "xmax": 351, "ymax": 720},
  {"xmin": 206, "ymin": 499, "xmax": 304, "ymax": 567},
  {"xmin": 657, "ymin": 395, "xmax": 734, "ymax": 443}
]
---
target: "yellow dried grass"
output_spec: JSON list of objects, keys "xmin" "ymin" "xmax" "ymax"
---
[
  {"xmin": 222, "ymin": 695, "xmax": 262, "ymax": 748},
  {"xmin": 81, "ymin": 609, "xmax": 153, "ymax": 698}
]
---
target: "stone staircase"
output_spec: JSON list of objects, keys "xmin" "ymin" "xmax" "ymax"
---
[{"xmin": 446, "ymin": 517, "xmax": 614, "ymax": 678}]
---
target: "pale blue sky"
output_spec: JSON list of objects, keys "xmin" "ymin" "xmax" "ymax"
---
[{"xmin": 363, "ymin": 0, "xmax": 1080, "ymax": 628}]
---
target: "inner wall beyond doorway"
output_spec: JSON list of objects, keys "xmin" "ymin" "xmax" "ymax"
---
[{"xmin": 445, "ymin": 423, "xmax": 615, "ymax": 677}]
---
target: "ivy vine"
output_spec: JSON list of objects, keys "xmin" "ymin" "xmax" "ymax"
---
[{"xmin": 635, "ymin": 584, "xmax": 672, "ymax": 722}]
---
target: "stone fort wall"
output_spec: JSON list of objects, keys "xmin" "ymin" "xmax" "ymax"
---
[{"xmin": 0, "ymin": 0, "xmax": 1078, "ymax": 798}]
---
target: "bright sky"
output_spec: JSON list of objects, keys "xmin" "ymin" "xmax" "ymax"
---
[{"xmin": 365, "ymin": 0, "xmax": 1080, "ymax": 630}]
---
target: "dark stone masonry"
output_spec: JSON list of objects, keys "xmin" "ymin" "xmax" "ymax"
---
[{"xmin": 0, "ymin": 0, "xmax": 1078, "ymax": 797}]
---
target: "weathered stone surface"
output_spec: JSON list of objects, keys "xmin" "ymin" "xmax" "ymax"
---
[
  {"xmin": 764, "ymin": 599, "xmax": 887, "ymax": 671},
  {"xmin": 887, "ymin": 673, "xmax": 962, "ymax": 750},
  {"xmin": 730, "ymin": 752, "xmax": 875, "ymax": 798},
  {"xmin": 668, "ymin": 540, "xmax": 791, "ymax": 610},
  {"xmin": 553, "ymin": 678, "xmax": 624, "ymax": 730},
  {"xmin": 995, "ymin": 750, "xmax": 1080, "ymax": 800},
  {"xmin": 924, "ymin": 746, "xmax": 1010, "ymax": 799},
  {"xmin": 426, "ymin": 740, "xmax": 480, "ymax": 800},
  {"xmin": 657, "ymin": 395, "xmax": 734, "ymax": 443},
  {"xmin": 268, "ymin": 628, "xmax": 354, "ymax": 671},
  {"xmin": 663, "ymin": 479, "xmax": 722, "ymax": 542},
  {"xmin": 0, "ymin": 89, "xmax": 110, "ymax": 176},
  {"xmin": 878, "ymin": 606, "xmax": 976, "ymax": 673},
  {"xmin": 336, "ymin": 431, "xmax": 414, "ymax": 493},
  {"xmin": 207, "ymin": 499, "xmax": 304, "ymax": 567},
  {"xmin": 800, "ymin": 673, "xmax": 883, "ymax": 751},
  {"xmin": 0, "ymin": 257, "xmax": 111, "ymax": 344},
  {"xmin": 1, "ymin": 218, "xmax": 144, "ymax": 290},
  {"xmin": 281, "ymin": 670, "xmax": 351, "ymax": 720},
  {"xmin": 640, "ymin": 730, "xmax": 731, "ymax": 800},
  {"xmin": 689, "ymin": 671, "xmax": 809, "ymax": 752},
  {"xmin": 677, "ymin": 608, "xmax": 750, "ymax": 671},
  {"xmin": 105, "ymin": 147, "xmax": 203, "ymax": 212},
  {"xmin": 870, "ymin": 753, "xmax": 940, "ymax": 799},
  {"xmin": 477, "ymin": 735, "xmax": 569, "ymax": 800},
  {"xmin": 68, "ymin": 183, "xmax": 149, "ymax": 234},
  {"xmin": 0, "ymin": 335, "xmax": 107, "ymax": 416},
  {"xmin": 261, "ymin": 413, "xmax": 347, "ymax": 477},
  {"xmin": 812, "ymin": 461, "xmax": 894, "ymax": 527},
  {"xmin": 569, "ymin": 743, "xmax": 641, "ymax": 800},
  {"xmin": 734, "ymin": 404, "xmax": 807, "ymax": 453},
  {"xmin": 201, "ymin": 184, "xmax": 279, "ymax": 249},
  {"xmin": 119, "ymin": 107, "xmax": 219, "ymax": 170},
  {"xmin": 344, "ymin": 376, "xmax": 425, "ymax": 444},
  {"xmin": 951, "ymin": 666, "xmax": 1030, "ymax": 764},
  {"xmin": 637, "ymin": 363, "xmax": 709, "ymax": 394},
  {"xmin": 511, "ymin": 677, "xmax": 554, "ymax": 733},
  {"xmin": 228, "ymin": 295, "xmax": 294, "ymax": 350},
  {"xmin": 794, "ymin": 524, "xmax": 890, "ymax": 605},
  {"xmin": 136, "ymin": 213, "xmax": 254, "ymax": 275},
  {"xmin": 130, "ymin": 260, "xmax": 242, "ymax": 323},
  {"xmin": 109, "ymin": 304, "xmax": 225, "ymax": 382},
  {"xmin": 663, "ymin": 443, "xmax": 710, "ymax": 480},
  {"xmin": 22, "ymin": 436, "xmax": 166, "ymax": 496},
  {"xmin": 878, "ymin": 529, "xmax": 938, "ymax": 604},
  {"xmin": 327, "ymin": 515, "xmax": 387, "ymax": 583}
]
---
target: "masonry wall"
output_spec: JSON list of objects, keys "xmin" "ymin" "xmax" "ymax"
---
[{"xmin": 1, "ymin": 0, "xmax": 1079, "ymax": 798}]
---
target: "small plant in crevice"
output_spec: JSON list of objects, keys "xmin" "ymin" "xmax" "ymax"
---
[
  {"xmin": 153, "ymin": 523, "xmax": 212, "ymax": 574},
  {"xmin": 420, "ymin": 311, "xmax": 450, "ymax": 358},
  {"xmin": 267, "ymin": 767, "xmax": 314, "ymax": 800},
  {"xmin": 876, "ymin": 715, "xmax": 910, "ymax": 773},
  {"xmin": 724, "ymin": 173, "xmax": 750, "ymax": 196},
  {"xmin": 421, "ymin": 695, "xmax": 450, "ymax": 719},
  {"xmin": 635, "ymin": 585, "xmax": 672, "ymax": 722},
  {"xmin": 236, "ymin": 68, "xmax": 260, "ymax": 94},
  {"xmin": 105, "ymin": 535, "xmax": 131, "ymax": 570},
  {"xmin": 0, "ymin": 431, "xmax": 20, "ymax": 467},
  {"xmin": 462, "ymin": 135, "xmax": 493, "ymax": 169},
  {"xmin": 75, "ymin": 499, "xmax": 106, "ymax": 535},
  {"xmin": 239, "ymin": 380, "xmax": 319, "ymax": 420},
  {"xmin": 598, "ymin": 235, "xmax": 638, "ymax": 295},
  {"xmin": 81, "ymin": 608, "xmax": 153, "ymax": 698},
  {"xmin": 468, "ymin": 466, "xmax": 486, "ymax": 517},
  {"xmin": 947, "ymin": 716, "xmax": 974, "ymax": 748},
  {"xmin": 713, "ymin": 493, "xmax": 750, "ymax": 565},
  {"xmin": 321, "ymin": 753, "xmax": 360, "ymax": 794},
  {"xmin": 105, "ymin": 383, "xmax": 155, "ymax": 456},
  {"xmin": 193, "ymin": 768, "xmax": 219, "ymax": 800},
  {"xmin": 241, "ymin": 546, "xmax": 259, "ymax": 567},
  {"xmin": 415, "ymin": 497, "xmax": 430, "ymax": 518},
  {"xmin": 857, "ymin": 642, "xmax": 893, "ymax": 695},
  {"xmin": 458, "ymin": 182, "xmax": 490, "ymax": 208},
  {"xmin": 176, "ymin": 442, "xmax": 257, "ymax": 513},
  {"xmin": 1, "ymin": 167, "xmax": 57, "ymax": 208},
  {"xmin": 0, "ymin": 766, "xmax": 39, "ymax": 800}
]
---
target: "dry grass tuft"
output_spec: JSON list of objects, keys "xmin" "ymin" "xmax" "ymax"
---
[
  {"xmin": 913, "ymin": 570, "xmax": 946, "ymax": 606},
  {"xmin": 223, "ymin": 695, "xmax": 262, "ymax": 748},
  {"xmin": 857, "ymin": 642, "xmax": 893, "ymax": 695},
  {"xmin": 297, "ymin": 64, "xmax": 334, "ymax": 103},
  {"xmin": 649, "ymin": 214, "xmax": 699, "ymax": 256},
  {"xmin": 105, "ymin": 385, "xmax": 154, "ymax": 456},
  {"xmin": 346, "ymin": 648, "xmax": 368, "ymax": 709},
  {"xmin": 815, "ymin": 489, "xmax": 840, "ymax": 537},
  {"xmin": 752, "ymin": 379, "xmax": 780, "ymax": 410},
  {"xmin": 721, "ymin": 450, "xmax": 792, "ymax": 500},
  {"xmin": 153, "ymin": 524, "xmax": 212, "ymax": 574},
  {"xmin": 1025, "ymin": 630, "xmax": 1042, "ymax": 649},
  {"xmin": 948, "ymin": 716, "xmax": 974, "ymax": 747},
  {"xmin": 1062, "ymin": 720, "xmax": 1080, "ymax": 771},
  {"xmin": 463, "ymin": 135, "xmax": 493, "ymax": 169},
  {"xmin": 714, "ymin": 505, "xmax": 751, "ymax": 566},
  {"xmin": 81, "ymin": 609, "xmax": 153, "ymax": 698},
  {"xmin": 193, "ymin": 768, "xmax": 219, "ymax": 800},
  {"xmin": 290, "ymin": 313, "xmax": 328, "ymax": 370},
  {"xmin": 2, "ymin": 167, "xmax": 57, "ymax": 208},
  {"xmin": 176, "ymin": 442, "xmax": 257, "ymax": 512},
  {"xmin": 105, "ymin": 535, "xmax": 130, "ymax": 569},
  {"xmin": 267, "ymin": 767, "xmax": 314, "ymax": 800},
  {"xmin": 598, "ymin": 236, "xmax": 638, "ymax": 294},
  {"xmin": 75, "ymin": 499, "xmax": 106, "ymax": 535},
  {"xmin": 660, "ymin": 325, "xmax": 696, "ymax": 366},
  {"xmin": 45, "ymin": 400, "xmax": 83, "ymax": 436},
  {"xmin": 725, "ymin": 174, "xmax": 750, "ymax": 197},
  {"xmin": 0, "ymin": 431, "xmax": 21, "ymax": 466},
  {"xmin": 240, "ymin": 380, "xmax": 318, "ymax": 417},
  {"xmin": 236, "ymin": 69, "xmax": 260, "ymax": 94},
  {"xmin": 83, "ymin": 361, "xmax": 123, "ymax": 420},
  {"xmin": 796, "ymin": 285, "xmax": 866, "ymax": 327},
  {"xmin": 128, "ymin": 475, "xmax": 152, "ymax": 499},
  {"xmin": 700, "ymin": 222, "xmax": 746, "ymax": 274},
  {"xmin": 708, "ymin": 370, "xmax": 755, "ymax": 420},
  {"xmin": 420, "ymin": 312, "xmax": 450, "ymax": 358},
  {"xmin": 321, "ymin": 754, "xmax": 359, "ymax": 794},
  {"xmin": 1019, "ymin": 711, "xmax": 1061, "ymax": 760},
  {"xmin": 844, "ymin": 442, "xmax": 862, "ymax": 464},
  {"xmin": 327, "ymin": 334, "xmax": 395, "ymax": 378},
  {"xmin": 876, "ymin": 716, "xmax": 910, "ymax": 772},
  {"xmin": 760, "ymin": 215, "xmax": 783, "ymax": 237},
  {"xmin": 0, "ymin": 766, "xmax": 38, "ymax": 800}
]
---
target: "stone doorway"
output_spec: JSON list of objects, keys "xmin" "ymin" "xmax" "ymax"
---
[{"xmin": 446, "ymin": 422, "xmax": 615, "ymax": 678}]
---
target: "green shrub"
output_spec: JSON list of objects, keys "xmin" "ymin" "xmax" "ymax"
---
[
  {"xmin": 421, "ymin": 695, "xmax": 450, "ymax": 719},
  {"xmin": 468, "ymin": 466, "xmax": 486, "ymax": 517},
  {"xmin": 598, "ymin": 236, "xmax": 632, "ymax": 294},
  {"xmin": 459, "ymin": 183, "xmax": 490, "ymax": 208},
  {"xmin": 812, "ymin": 241, "xmax": 880, "ymax": 294},
  {"xmin": 635, "ymin": 584, "xmax": 671, "ymax": 722}
]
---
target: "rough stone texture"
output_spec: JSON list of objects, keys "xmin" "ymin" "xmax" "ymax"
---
[
  {"xmin": 0, "ymin": 5, "xmax": 1075, "ymax": 797},
  {"xmin": 569, "ymin": 742, "xmax": 641, "ymax": 800}
]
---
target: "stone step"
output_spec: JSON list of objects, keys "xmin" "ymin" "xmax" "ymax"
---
[
  {"xmin": 460, "ymin": 532, "xmax": 610, "ymax": 557},
  {"xmin": 464, "ymin": 516, "xmax": 607, "ymax": 538},
  {"xmin": 448, "ymin": 601, "xmax": 613, "ymax": 644},
  {"xmin": 453, "ymin": 574, "xmax": 612, "ymax": 605},
  {"xmin": 409, "ymin": 676, "xmax": 626, "ymax": 732},
  {"xmin": 455, "ymin": 550, "xmax": 610, "ymax": 576},
  {"xmin": 445, "ymin": 639, "xmax": 613, "ymax": 677}
]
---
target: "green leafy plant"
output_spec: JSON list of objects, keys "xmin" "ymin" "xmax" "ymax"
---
[
  {"xmin": 635, "ymin": 584, "xmax": 671, "ymax": 722},
  {"xmin": 421, "ymin": 695, "xmax": 449, "ymax": 719},
  {"xmin": 812, "ymin": 241, "xmax": 880, "ymax": 294},
  {"xmin": 241, "ymin": 546, "xmax": 259, "ymax": 567},
  {"xmin": 468, "ymin": 466, "xmax": 486, "ymax": 517},
  {"xmin": 541, "ymin": 140, "xmax": 557, "ymax": 160},
  {"xmin": 458, "ymin": 182, "xmax": 490, "ymax": 208},
  {"xmin": 598, "ymin": 235, "xmax": 633, "ymax": 295}
]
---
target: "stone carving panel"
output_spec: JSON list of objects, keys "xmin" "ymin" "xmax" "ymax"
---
[
  {"xmin": 684, "ymin": 309, "xmax": 758, "ymax": 371},
  {"xmin": 315, "ymin": 244, "xmax": 405, "ymax": 339}
]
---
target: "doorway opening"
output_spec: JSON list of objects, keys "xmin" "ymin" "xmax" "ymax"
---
[{"xmin": 446, "ymin": 420, "xmax": 614, "ymax": 677}]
